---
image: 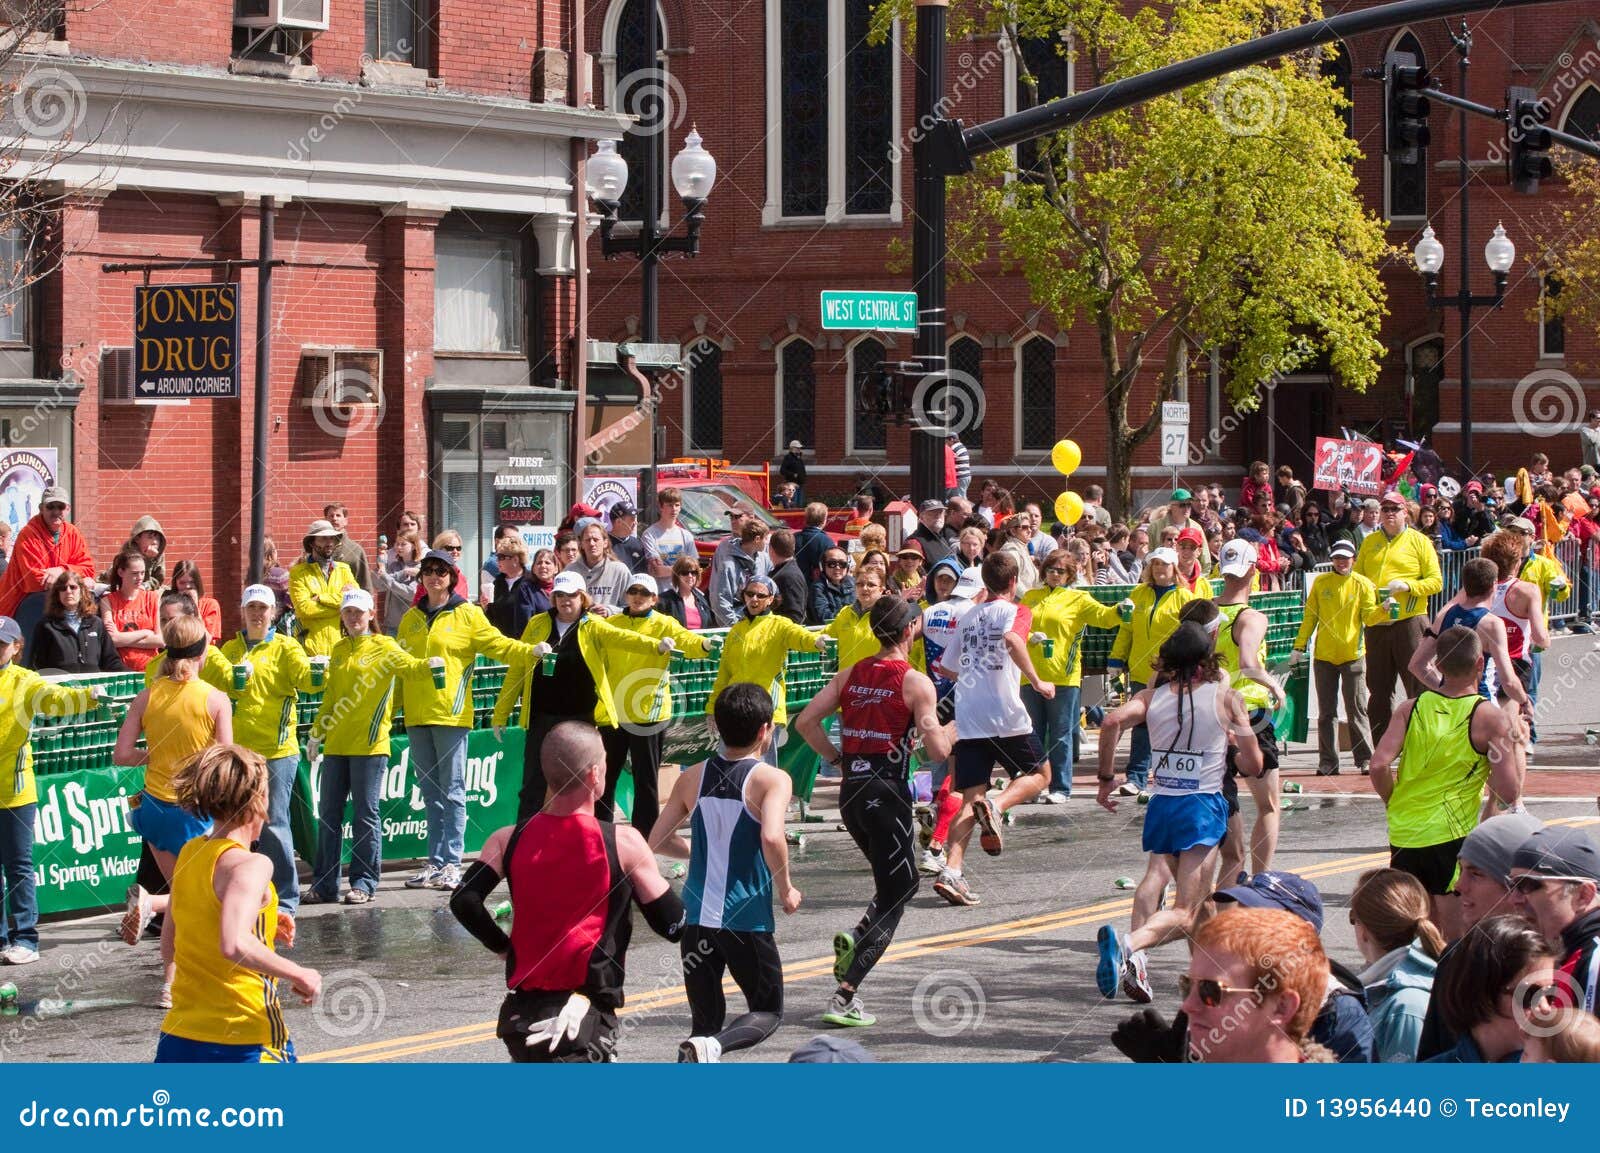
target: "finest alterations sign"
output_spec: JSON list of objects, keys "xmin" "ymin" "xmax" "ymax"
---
[{"xmin": 134, "ymin": 283, "xmax": 241, "ymax": 399}]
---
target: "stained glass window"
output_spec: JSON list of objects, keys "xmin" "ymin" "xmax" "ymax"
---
[
  {"xmin": 781, "ymin": 0, "xmax": 828, "ymax": 216},
  {"xmin": 844, "ymin": 1, "xmax": 892, "ymax": 214},
  {"xmin": 614, "ymin": 0, "xmax": 666, "ymax": 223},
  {"xmin": 1566, "ymin": 86, "xmax": 1600, "ymax": 141},
  {"xmin": 851, "ymin": 337, "xmax": 886, "ymax": 451},
  {"xmin": 1542, "ymin": 275, "xmax": 1565, "ymax": 358},
  {"xmin": 1322, "ymin": 41, "xmax": 1354, "ymax": 139},
  {"xmin": 945, "ymin": 337, "xmax": 983, "ymax": 451},
  {"xmin": 1016, "ymin": 35, "xmax": 1072, "ymax": 183},
  {"xmin": 1019, "ymin": 337, "xmax": 1056, "ymax": 452},
  {"xmin": 688, "ymin": 341, "xmax": 723, "ymax": 451},
  {"xmin": 781, "ymin": 339, "xmax": 815, "ymax": 449},
  {"xmin": 1387, "ymin": 33, "xmax": 1427, "ymax": 219}
]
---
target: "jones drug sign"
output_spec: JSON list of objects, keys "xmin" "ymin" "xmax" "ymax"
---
[{"xmin": 134, "ymin": 282, "xmax": 241, "ymax": 399}]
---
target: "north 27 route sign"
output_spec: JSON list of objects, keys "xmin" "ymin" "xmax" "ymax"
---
[
  {"xmin": 134, "ymin": 282, "xmax": 241, "ymax": 399},
  {"xmin": 820, "ymin": 290, "xmax": 918, "ymax": 333}
]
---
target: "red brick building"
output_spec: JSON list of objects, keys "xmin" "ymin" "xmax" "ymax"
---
[
  {"xmin": 3, "ymin": 0, "xmax": 620, "ymax": 619},
  {"xmin": 585, "ymin": 1, "xmax": 1600, "ymax": 509}
]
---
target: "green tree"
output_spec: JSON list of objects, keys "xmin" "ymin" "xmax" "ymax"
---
[{"xmin": 879, "ymin": 0, "xmax": 1391, "ymax": 517}]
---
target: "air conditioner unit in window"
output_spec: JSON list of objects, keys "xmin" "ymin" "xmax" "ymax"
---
[
  {"xmin": 299, "ymin": 347, "xmax": 383, "ymax": 432},
  {"xmin": 234, "ymin": 0, "xmax": 328, "ymax": 32},
  {"xmin": 99, "ymin": 347, "xmax": 188, "ymax": 407}
]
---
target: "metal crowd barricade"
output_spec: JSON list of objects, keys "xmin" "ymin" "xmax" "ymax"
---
[
  {"xmin": 1429, "ymin": 546, "xmax": 1479, "ymax": 619},
  {"xmin": 1548, "ymin": 536, "xmax": 1585, "ymax": 629}
]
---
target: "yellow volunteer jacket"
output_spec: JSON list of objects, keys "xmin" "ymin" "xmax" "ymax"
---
[
  {"xmin": 707, "ymin": 611, "xmax": 820, "ymax": 726},
  {"xmin": 1294, "ymin": 570, "xmax": 1377, "ymax": 665},
  {"xmin": 309, "ymin": 633, "xmax": 430, "ymax": 757},
  {"xmin": 1021, "ymin": 586, "xmax": 1123, "ymax": 688},
  {"xmin": 1353, "ymin": 527, "xmax": 1442, "ymax": 625},
  {"xmin": 288, "ymin": 559, "xmax": 359, "ymax": 657},
  {"xmin": 1108, "ymin": 583, "xmax": 1198, "ymax": 685},
  {"xmin": 145, "ymin": 645, "xmax": 235, "ymax": 693},
  {"xmin": 492, "ymin": 612, "xmax": 663, "ymax": 731},
  {"xmin": 396, "ymin": 599, "xmax": 533, "ymax": 728},
  {"xmin": 0, "ymin": 664, "xmax": 95, "ymax": 808},
  {"xmin": 605, "ymin": 609, "xmax": 712, "ymax": 725},
  {"xmin": 824, "ymin": 604, "xmax": 880, "ymax": 672},
  {"xmin": 1519, "ymin": 552, "xmax": 1571, "ymax": 609},
  {"xmin": 221, "ymin": 630, "xmax": 314, "ymax": 762}
]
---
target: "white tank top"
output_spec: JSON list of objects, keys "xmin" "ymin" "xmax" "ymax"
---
[
  {"xmin": 1146, "ymin": 678, "xmax": 1230, "ymax": 797},
  {"xmin": 1489, "ymin": 579, "xmax": 1530, "ymax": 661}
]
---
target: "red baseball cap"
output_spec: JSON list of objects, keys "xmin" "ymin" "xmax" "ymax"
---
[
  {"xmin": 1176, "ymin": 525, "xmax": 1205, "ymax": 546},
  {"xmin": 1465, "ymin": 480, "xmax": 1484, "ymax": 494}
]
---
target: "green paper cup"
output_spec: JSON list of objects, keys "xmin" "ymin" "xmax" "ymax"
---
[
  {"xmin": 429, "ymin": 658, "xmax": 447, "ymax": 690},
  {"xmin": 232, "ymin": 664, "xmax": 249, "ymax": 691}
]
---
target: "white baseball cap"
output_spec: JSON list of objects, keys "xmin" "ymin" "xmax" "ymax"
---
[
  {"xmin": 952, "ymin": 567, "xmax": 984, "ymax": 599},
  {"xmin": 626, "ymin": 573, "xmax": 659, "ymax": 595},
  {"xmin": 551, "ymin": 572, "xmax": 587, "ymax": 596},
  {"xmin": 1218, "ymin": 539, "xmax": 1258, "ymax": 578},
  {"xmin": 341, "ymin": 587, "xmax": 373, "ymax": 612},
  {"xmin": 1147, "ymin": 547, "xmax": 1179, "ymax": 566},
  {"xmin": 240, "ymin": 584, "xmax": 276, "ymax": 609}
]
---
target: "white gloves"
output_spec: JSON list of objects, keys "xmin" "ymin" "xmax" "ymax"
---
[
  {"xmin": 657, "ymin": 637, "xmax": 677, "ymax": 655},
  {"xmin": 1029, "ymin": 632, "xmax": 1048, "ymax": 645},
  {"xmin": 524, "ymin": 991, "xmax": 591, "ymax": 1054},
  {"xmin": 1387, "ymin": 579, "xmax": 1409, "ymax": 595},
  {"xmin": 530, "ymin": 642, "xmax": 553, "ymax": 659},
  {"xmin": 305, "ymin": 737, "xmax": 321, "ymax": 765}
]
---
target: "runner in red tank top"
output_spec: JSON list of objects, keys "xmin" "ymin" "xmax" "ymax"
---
[
  {"xmin": 449, "ymin": 721, "xmax": 686, "ymax": 1062},
  {"xmin": 797, "ymin": 596, "xmax": 951, "ymax": 1028}
]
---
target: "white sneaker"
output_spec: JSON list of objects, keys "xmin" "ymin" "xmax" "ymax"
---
[
  {"xmin": 119, "ymin": 884, "xmax": 153, "ymax": 945},
  {"xmin": 1047, "ymin": 791, "xmax": 1070, "ymax": 805},
  {"xmin": 404, "ymin": 866, "xmax": 439, "ymax": 890},
  {"xmin": 677, "ymin": 1035, "xmax": 722, "ymax": 1063},
  {"xmin": 157, "ymin": 983, "xmax": 173, "ymax": 1010},
  {"xmin": 919, "ymin": 847, "xmax": 947, "ymax": 876},
  {"xmin": 428, "ymin": 864, "xmax": 462, "ymax": 891},
  {"xmin": 1113, "ymin": 783, "xmax": 1139, "ymax": 798},
  {"xmin": 1, "ymin": 944, "xmax": 38, "ymax": 965}
]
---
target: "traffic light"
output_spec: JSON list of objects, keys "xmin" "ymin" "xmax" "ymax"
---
[
  {"xmin": 1385, "ymin": 51, "xmax": 1431, "ymax": 165},
  {"xmin": 1506, "ymin": 86, "xmax": 1553, "ymax": 194}
]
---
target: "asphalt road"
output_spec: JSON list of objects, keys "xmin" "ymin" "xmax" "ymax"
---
[{"xmin": 6, "ymin": 635, "xmax": 1600, "ymax": 1065}]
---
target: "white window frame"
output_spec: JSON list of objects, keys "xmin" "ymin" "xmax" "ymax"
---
[
  {"xmin": 763, "ymin": 0, "xmax": 903, "ymax": 226},
  {"xmin": 1012, "ymin": 332, "xmax": 1056, "ymax": 459},
  {"xmin": 773, "ymin": 335, "xmax": 815, "ymax": 456},
  {"xmin": 1538, "ymin": 275, "xmax": 1564, "ymax": 360},
  {"xmin": 433, "ymin": 229, "xmax": 524, "ymax": 354},
  {"xmin": 1383, "ymin": 29, "xmax": 1428, "ymax": 225},
  {"xmin": 1000, "ymin": 27, "xmax": 1075, "ymax": 183},
  {"xmin": 845, "ymin": 333, "xmax": 887, "ymax": 457},
  {"xmin": 600, "ymin": 0, "xmax": 671, "ymax": 229},
  {"xmin": 682, "ymin": 337, "xmax": 724, "ymax": 453},
  {"xmin": 1204, "ymin": 349, "xmax": 1222, "ymax": 461},
  {"xmin": 0, "ymin": 226, "xmax": 29, "ymax": 346}
]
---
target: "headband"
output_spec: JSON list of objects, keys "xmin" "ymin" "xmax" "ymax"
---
[{"xmin": 167, "ymin": 636, "xmax": 208, "ymax": 661}]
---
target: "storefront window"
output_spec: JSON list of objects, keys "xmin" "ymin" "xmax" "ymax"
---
[{"xmin": 432, "ymin": 410, "xmax": 568, "ymax": 576}]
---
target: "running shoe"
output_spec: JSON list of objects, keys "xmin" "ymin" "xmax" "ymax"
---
[
  {"xmin": 342, "ymin": 889, "xmax": 374, "ymax": 905},
  {"xmin": 1113, "ymin": 783, "xmax": 1139, "ymax": 798},
  {"xmin": 916, "ymin": 806, "xmax": 935, "ymax": 850},
  {"xmin": 822, "ymin": 993, "xmax": 876, "ymax": 1028},
  {"xmin": 1122, "ymin": 949, "xmax": 1153, "ymax": 1004},
  {"xmin": 301, "ymin": 890, "xmax": 333, "ymax": 906},
  {"xmin": 1047, "ymin": 791, "xmax": 1070, "ymax": 804},
  {"xmin": 404, "ymin": 866, "xmax": 439, "ymax": 890},
  {"xmin": 1095, "ymin": 924, "xmax": 1125, "ymax": 999},
  {"xmin": 832, "ymin": 930, "xmax": 857, "ymax": 984},
  {"xmin": 919, "ymin": 847, "xmax": 947, "ymax": 876},
  {"xmin": 119, "ymin": 884, "xmax": 152, "ymax": 946},
  {"xmin": 1, "ymin": 945, "xmax": 38, "ymax": 965},
  {"xmin": 677, "ymin": 1036, "xmax": 722, "ymax": 1063},
  {"xmin": 973, "ymin": 797, "xmax": 1003, "ymax": 856},
  {"xmin": 157, "ymin": 983, "xmax": 173, "ymax": 1010},
  {"xmin": 428, "ymin": 864, "xmax": 462, "ymax": 891},
  {"xmin": 933, "ymin": 870, "xmax": 980, "ymax": 906}
]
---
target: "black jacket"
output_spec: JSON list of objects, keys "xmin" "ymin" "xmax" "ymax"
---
[
  {"xmin": 28, "ymin": 614, "xmax": 126, "ymax": 675},
  {"xmin": 490, "ymin": 574, "xmax": 550, "ymax": 640},
  {"xmin": 779, "ymin": 451, "xmax": 807, "ymax": 486},
  {"xmin": 910, "ymin": 523, "xmax": 954, "ymax": 567},
  {"xmin": 659, "ymin": 585, "xmax": 713, "ymax": 629},
  {"xmin": 793, "ymin": 525, "xmax": 832, "ymax": 583},
  {"xmin": 770, "ymin": 559, "xmax": 809, "ymax": 623}
]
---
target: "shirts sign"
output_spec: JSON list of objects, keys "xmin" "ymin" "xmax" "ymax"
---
[
  {"xmin": 134, "ymin": 283, "xmax": 241, "ymax": 399},
  {"xmin": 1312, "ymin": 436, "xmax": 1385, "ymax": 496}
]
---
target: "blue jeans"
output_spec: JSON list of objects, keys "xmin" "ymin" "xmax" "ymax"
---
[
  {"xmin": 0, "ymin": 804, "xmax": 37, "ymax": 950},
  {"xmin": 261, "ymin": 755, "xmax": 300, "ymax": 915},
  {"xmin": 314, "ymin": 755, "xmax": 386, "ymax": 898},
  {"xmin": 1023, "ymin": 683, "xmax": 1081, "ymax": 795},
  {"xmin": 1126, "ymin": 681, "xmax": 1151, "ymax": 789},
  {"xmin": 1529, "ymin": 650, "xmax": 1542, "ymax": 744},
  {"xmin": 410, "ymin": 725, "xmax": 468, "ymax": 868}
]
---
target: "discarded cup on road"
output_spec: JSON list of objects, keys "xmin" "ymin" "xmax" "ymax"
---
[
  {"xmin": 492, "ymin": 900, "xmax": 512, "ymax": 921},
  {"xmin": 1113, "ymin": 877, "xmax": 1136, "ymax": 890},
  {"xmin": 1586, "ymin": 728, "xmax": 1600, "ymax": 746},
  {"xmin": 0, "ymin": 980, "xmax": 17, "ymax": 1006},
  {"xmin": 1282, "ymin": 781, "xmax": 1303, "ymax": 794}
]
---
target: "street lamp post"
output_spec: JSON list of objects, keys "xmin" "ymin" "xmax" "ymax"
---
[{"xmin": 585, "ymin": 52, "xmax": 715, "ymax": 521}]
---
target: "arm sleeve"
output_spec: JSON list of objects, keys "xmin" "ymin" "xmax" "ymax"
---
[
  {"xmin": 492, "ymin": 619, "xmax": 537, "ymax": 728},
  {"xmin": 288, "ymin": 570, "xmax": 325, "ymax": 623},
  {"xmin": 448, "ymin": 860, "xmax": 510, "ymax": 954},
  {"xmin": 637, "ymin": 888, "xmax": 687, "ymax": 942},
  {"xmin": 665, "ymin": 617, "xmax": 710, "ymax": 658}
]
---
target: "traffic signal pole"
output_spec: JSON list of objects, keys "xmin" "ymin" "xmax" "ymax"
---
[{"xmin": 909, "ymin": 0, "xmax": 949, "ymax": 508}]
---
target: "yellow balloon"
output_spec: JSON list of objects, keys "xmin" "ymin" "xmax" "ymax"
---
[
  {"xmin": 1055, "ymin": 491, "xmax": 1084, "ymax": 526},
  {"xmin": 1051, "ymin": 439, "xmax": 1082, "ymax": 476}
]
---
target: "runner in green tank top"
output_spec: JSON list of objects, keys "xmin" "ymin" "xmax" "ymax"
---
[
  {"xmin": 1370, "ymin": 624, "xmax": 1525, "ymax": 941},
  {"xmin": 1211, "ymin": 541, "xmax": 1285, "ymax": 881}
]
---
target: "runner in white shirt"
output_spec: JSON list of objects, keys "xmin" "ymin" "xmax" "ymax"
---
[
  {"xmin": 931, "ymin": 551, "xmax": 1053, "ymax": 907},
  {"xmin": 641, "ymin": 488, "xmax": 699, "ymax": 581},
  {"xmin": 917, "ymin": 564, "xmax": 984, "ymax": 875},
  {"xmin": 1093, "ymin": 620, "xmax": 1263, "ymax": 1001}
]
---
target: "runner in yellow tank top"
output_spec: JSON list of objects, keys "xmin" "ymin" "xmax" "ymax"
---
[
  {"xmin": 1370, "ymin": 624, "xmax": 1524, "ymax": 939},
  {"xmin": 113, "ymin": 614, "xmax": 233, "ymax": 1004},
  {"xmin": 156, "ymin": 744, "xmax": 322, "ymax": 1063}
]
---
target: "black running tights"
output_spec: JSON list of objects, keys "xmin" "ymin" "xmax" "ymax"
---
[
  {"xmin": 838, "ymin": 775, "xmax": 920, "ymax": 989},
  {"xmin": 680, "ymin": 925, "xmax": 783, "ymax": 1054}
]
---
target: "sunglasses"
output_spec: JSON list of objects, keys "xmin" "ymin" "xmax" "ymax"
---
[
  {"xmin": 1178, "ymin": 974, "xmax": 1261, "ymax": 1008},
  {"xmin": 1506, "ymin": 981, "xmax": 1560, "ymax": 1014},
  {"xmin": 742, "ymin": 589, "xmax": 773, "ymax": 599},
  {"xmin": 1044, "ymin": 567, "xmax": 1068, "ymax": 575},
  {"xmin": 1510, "ymin": 875, "xmax": 1584, "ymax": 895},
  {"xmin": 420, "ymin": 565, "xmax": 453, "ymax": 577},
  {"xmin": 824, "ymin": 560, "xmax": 849, "ymax": 568},
  {"xmin": 495, "ymin": 552, "xmax": 519, "ymax": 560}
]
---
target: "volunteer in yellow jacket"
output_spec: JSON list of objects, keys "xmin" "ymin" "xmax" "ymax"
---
[
  {"xmin": 824, "ymin": 566, "xmax": 885, "ymax": 672},
  {"xmin": 114, "ymin": 613, "xmax": 233, "ymax": 1006},
  {"xmin": 1293, "ymin": 538, "xmax": 1377, "ymax": 776},
  {"xmin": 1021, "ymin": 550, "xmax": 1122, "ymax": 803},
  {"xmin": 288, "ymin": 519, "xmax": 359, "ymax": 657},
  {"xmin": 1106, "ymin": 547, "xmax": 1197, "ymax": 795},
  {"xmin": 0, "ymin": 615, "xmax": 99, "ymax": 964},
  {"xmin": 602, "ymin": 572, "xmax": 713, "ymax": 838},
  {"xmin": 492, "ymin": 571, "xmax": 671, "ymax": 823},
  {"xmin": 1354, "ymin": 490, "xmax": 1443, "ymax": 744},
  {"xmin": 156, "ymin": 744, "xmax": 322, "ymax": 1064},
  {"xmin": 397, "ymin": 548, "xmax": 536, "ymax": 893},
  {"xmin": 221, "ymin": 583, "xmax": 314, "ymax": 923},
  {"xmin": 304, "ymin": 588, "xmax": 434, "ymax": 905},
  {"xmin": 144, "ymin": 590, "xmax": 234, "ymax": 692},
  {"xmin": 707, "ymin": 572, "xmax": 828, "ymax": 763}
]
